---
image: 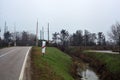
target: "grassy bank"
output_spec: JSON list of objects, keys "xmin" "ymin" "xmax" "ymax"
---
[
  {"xmin": 31, "ymin": 47, "xmax": 74, "ymax": 80},
  {"xmin": 63, "ymin": 47, "xmax": 120, "ymax": 80},
  {"xmin": 83, "ymin": 51, "xmax": 120, "ymax": 74}
]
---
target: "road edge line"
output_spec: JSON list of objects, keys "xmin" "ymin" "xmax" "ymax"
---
[
  {"xmin": 0, "ymin": 49, "xmax": 16, "ymax": 58},
  {"xmin": 19, "ymin": 47, "xmax": 32, "ymax": 80}
]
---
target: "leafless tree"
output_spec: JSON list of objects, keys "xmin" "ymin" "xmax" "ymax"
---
[
  {"xmin": 70, "ymin": 30, "xmax": 83, "ymax": 46},
  {"xmin": 108, "ymin": 22, "xmax": 120, "ymax": 45},
  {"xmin": 97, "ymin": 32, "xmax": 106, "ymax": 46},
  {"xmin": 59, "ymin": 29, "xmax": 69, "ymax": 47},
  {"xmin": 108, "ymin": 23, "xmax": 120, "ymax": 53},
  {"xmin": 52, "ymin": 32, "xmax": 59, "ymax": 44}
]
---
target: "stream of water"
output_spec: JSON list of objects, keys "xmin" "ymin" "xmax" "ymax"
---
[
  {"xmin": 76, "ymin": 60, "xmax": 100, "ymax": 80},
  {"xmin": 80, "ymin": 69, "xmax": 99, "ymax": 80}
]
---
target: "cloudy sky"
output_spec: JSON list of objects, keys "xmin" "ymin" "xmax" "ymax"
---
[{"xmin": 0, "ymin": 0, "xmax": 120, "ymax": 40}]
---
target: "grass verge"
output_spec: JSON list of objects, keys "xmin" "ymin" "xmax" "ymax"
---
[
  {"xmin": 31, "ymin": 47, "xmax": 74, "ymax": 80},
  {"xmin": 83, "ymin": 51, "xmax": 120, "ymax": 74}
]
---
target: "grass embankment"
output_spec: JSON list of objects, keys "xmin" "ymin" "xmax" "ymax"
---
[
  {"xmin": 31, "ymin": 47, "xmax": 74, "ymax": 80},
  {"xmin": 64, "ymin": 47, "xmax": 120, "ymax": 79},
  {"xmin": 83, "ymin": 51, "xmax": 120, "ymax": 74}
]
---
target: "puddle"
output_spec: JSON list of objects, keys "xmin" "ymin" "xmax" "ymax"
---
[{"xmin": 76, "ymin": 61, "xmax": 99, "ymax": 80}]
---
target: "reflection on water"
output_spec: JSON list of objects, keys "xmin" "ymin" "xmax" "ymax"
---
[
  {"xmin": 81, "ymin": 69, "xmax": 99, "ymax": 80},
  {"xmin": 76, "ymin": 61, "xmax": 99, "ymax": 80}
]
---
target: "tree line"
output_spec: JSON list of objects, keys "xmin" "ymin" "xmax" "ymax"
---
[
  {"xmin": 0, "ymin": 22, "xmax": 119, "ymax": 51},
  {"xmin": 0, "ymin": 31, "xmax": 36, "ymax": 47},
  {"xmin": 52, "ymin": 29, "xmax": 106, "ymax": 46},
  {"xmin": 52, "ymin": 22, "xmax": 120, "ymax": 51}
]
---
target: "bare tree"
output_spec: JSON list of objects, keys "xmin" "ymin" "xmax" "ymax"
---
[
  {"xmin": 59, "ymin": 29, "xmax": 69, "ymax": 47},
  {"xmin": 89, "ymin": 33, "xmax": 97, "ymax": 46},
  {"xmin": 84, "ymin": 30, "xmax": 91, "ymax": 46},
  {"xmin": 108, "ymin": 22, "xmax": 120, "ymax": 53},
  {"xmin": 97, "ymin": 32, "xmax": 106, "ymax": 46},
  {"xmin": 4, "ymin": 31, "xmax": 12, "ymax": 45},
  {"xmin": 52, "ymin": 32, "xmax": 59, "ymax": 44},
  {"xmin": 22, "ymin": 31, "xmax": 28, "ymax": 41},
  {"xmin": 70, "ymin": 30, "xmax": 83, "ymax": 46},
  {"xmin": 108, "ymin": 22, "xmax": 120, "ymax": 45}
]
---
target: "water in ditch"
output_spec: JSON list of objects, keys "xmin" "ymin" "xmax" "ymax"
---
[{"xmin": 76, "ymin": 60, "xmax": 100, "ymax": 80}]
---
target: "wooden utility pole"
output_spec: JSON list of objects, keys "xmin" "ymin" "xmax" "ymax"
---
[{"xmin": 48, "ymin": 23, "xmax": 50, "ymax": 43}]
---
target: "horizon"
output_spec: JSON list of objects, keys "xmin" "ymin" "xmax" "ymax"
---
[{"xmin": 1, "ymin": 0, "xmax": 120, "ymax": 40}]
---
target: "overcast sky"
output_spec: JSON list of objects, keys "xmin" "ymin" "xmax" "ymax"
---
[{"xmin": 0, "ymin": 0, "xmax": 120, "ymax": 40}]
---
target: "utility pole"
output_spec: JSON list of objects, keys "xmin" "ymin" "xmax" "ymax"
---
[
  {"xmin": 40, "ymin": 30, "xmax": 41, "ymax": 40},
  {"xmin": 4, "ymin": 21, "xmax": 8, "ymax": 40},
  {"xmin": 36, "ymin": 20, "xmax": 38, "ymax": 46},
  {"xmin": 42, "ymin": 27, "xmax": 44, "ymax": 40},
  {"xmin": 40, "ymin": 30, "xmax": 43, "ymax": 40},
  {"xmin": 14, "ymin": 24, "xmax": 16, "ymax": 46},
  {"xmin": 48, "ymin": 23, "xmax": 50, "ymax": 43},
  {"xmin": 4, "ymin": 21, "xmax": 7, "ymax": 34}
]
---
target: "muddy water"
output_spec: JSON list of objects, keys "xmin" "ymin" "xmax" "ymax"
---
[{"xmin": 76, "ymin": 60, "xmax": 99, "ymax": 80}]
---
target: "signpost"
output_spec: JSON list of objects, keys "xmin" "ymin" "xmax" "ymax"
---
[{"xmin": 42, "ymin": 41, "xmax": 46, "ymax": 56}]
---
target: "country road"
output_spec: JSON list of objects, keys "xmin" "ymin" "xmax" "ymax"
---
[
  {"xmin": 89, "ymin": 50, "xmax": 119, "ymax": 54},
  {"xmin": 0, "ymin": 47, "xmax": 31, "ymax": 80}
]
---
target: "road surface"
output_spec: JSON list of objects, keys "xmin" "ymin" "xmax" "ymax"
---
[
  {"xmin": 89, "ymin": 50, "xmax": 119, "ymax": 54},
  {"xmin": 0, "ymin": 47, "xmax": 31, "ymax": 80}
]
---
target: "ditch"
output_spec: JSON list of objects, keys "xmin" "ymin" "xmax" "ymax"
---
[{"xmin": 72, "ymin": 57, "xmax": 100, "ymax": 80}]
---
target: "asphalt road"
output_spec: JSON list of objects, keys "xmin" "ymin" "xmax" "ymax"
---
[
  {"xmin": 0, "ymin": 47, "xmax": 31, "ymax": 80},
  {"xmin": 89, "ymin": 50, "xmax": 119, "ymax": 54}
]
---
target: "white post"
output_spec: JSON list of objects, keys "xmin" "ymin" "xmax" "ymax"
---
[{"xmin": 42, "ymin": 41, "xmax": 46, "ymax": 56}]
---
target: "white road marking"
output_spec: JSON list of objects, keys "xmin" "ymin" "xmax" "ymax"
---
[
  {"xmin": 19, "ymin": 47, "xmax": 31, "ymax": 80},
  {"xmin": 0, "ymin": 49, "xmax": 17, "ymax": 58}
]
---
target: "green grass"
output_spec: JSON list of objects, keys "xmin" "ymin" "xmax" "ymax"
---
[
  {"xmin": 31, "ymin": 47, "xmax": 74, "ymax": 80},
  {"xmin": 83, "ymin": 51, "xmax": 120, "ymax": 74}
]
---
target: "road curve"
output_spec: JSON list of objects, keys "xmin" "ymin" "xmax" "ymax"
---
[{"xmin": 0, "ymin": 47, "xmax": 31, "ymax": 80}]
